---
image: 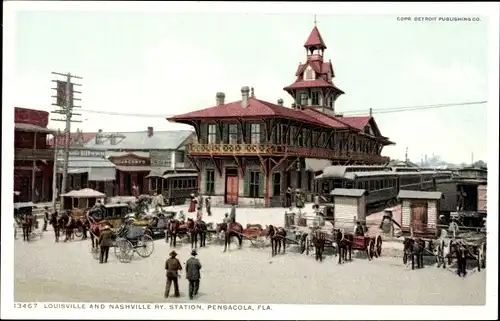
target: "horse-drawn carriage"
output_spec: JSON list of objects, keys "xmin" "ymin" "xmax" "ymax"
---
[
  {"xmin": 89, "ymin": 217, "xmax": 155, "ymax": 263},
  {"xmin": 126, "ymin": 211, "xmax": 176, "ymax": 239},
  {"xmin": 14, "ymin": 202, "xmax": 42, "ymax": 241}
]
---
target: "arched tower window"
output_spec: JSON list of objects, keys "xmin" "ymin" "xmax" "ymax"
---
[{"xmin": 304, "ymin": 66, "xmax": 315, "ymax": 80}]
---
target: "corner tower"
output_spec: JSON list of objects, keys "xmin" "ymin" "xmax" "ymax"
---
[{"xmin": 283, "ymin": 23, "xmax": 344, "ymax": 117}]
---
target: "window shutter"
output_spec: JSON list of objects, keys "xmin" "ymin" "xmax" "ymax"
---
[
  {"xmin": 222, "ymin": 124, "xmax": 229, "ymax": 144},
  {"xmin": 199, "ymin": 124, "xmax": 208, "ymax": 144},
  {"xmin": 245, "ymin": 124, "xmax": 251, "ymax": 144},
  {"xmin": 260, "ymin": 124, "xmax": 266, "ymax": 143},
  {"xmin": 215, "ymin": 124, "xmax": 221, "ymax": 143},
  {"xmin": 244, "ymin": 169, "xmax": 250, "ymax": 197},
  {"xmin": 259, "ymin": 173, "xmax": 266, "ymax": 198}
]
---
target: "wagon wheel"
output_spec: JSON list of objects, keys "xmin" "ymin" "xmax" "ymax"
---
[
  {"xmin": 367, "ymin": 239, "xmax": 374, "ymax": 260},
  {"xmin": 114, "ymin": 239, "xmax": 134, "ymax": 263},
  {"xmin": 135, "ymin": 235, "xmax": 154, "ymax": 258},
  {"xmin": 376, "ymin": 235, "xmax": 383, "ymax": 257},
  {"xmin": 144, "ymin": 228, "xmax": 153, "ymax": 239},
  {"xmin": 90, "ymin": 243, "xmax": 100, "ymax": 260},
  {"xmin": 74, "ymin": 227, "xmax": 83, "ymax": 238},
  {"xmin": 249, "ymin": 235, "xmax": 266, "ymax": 248}
]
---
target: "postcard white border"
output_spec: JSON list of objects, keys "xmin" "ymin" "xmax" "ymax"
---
[{"xmin": 2, "ymin": 1, "xmax": 499, "ymax": 320}]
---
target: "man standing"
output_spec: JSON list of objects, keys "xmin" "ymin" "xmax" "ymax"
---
[
  {"xmin": 186, "ymin": 250, "xmax": 202, "ymax": 300},
  {"xmin": 165, "ymin": 251, "xmax": 182, "ymax": 298},
  {"xmin": 50, "ymin": 211, "xmax": 60, "ymax": 242},
  {"xmin": 43, "ymin": 206, "xmax": 50, "ymax": 231},
  {"xmin": 98, "ymin": 225, "xmax": 114, "ymax": 264},
  {"xmin": 285, "ymin": 187, "xmax": 292, "ymax": 208},
  {"xmin": 205, "ymin": 196, "xmax": 212, "ymax": 216}
]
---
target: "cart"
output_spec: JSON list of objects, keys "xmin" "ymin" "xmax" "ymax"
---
[{"xmin": 61, "ymin": 188, "xmax": 106, "ymax": 238}]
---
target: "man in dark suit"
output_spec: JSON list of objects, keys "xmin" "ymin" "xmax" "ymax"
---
[
  {"xmin": 185, "ymin": 250, "xmax": 202, "ymax": 300},
  {"xmin": 165, "ymin": 251, "xmax": 182, "ymax": 298},
  {"xmin": 98, "ymin": 225, "xmax": 115, "ymax": 263}
]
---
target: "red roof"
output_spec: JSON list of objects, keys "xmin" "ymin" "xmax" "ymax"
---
[
  {"xmin": 283, "ymin": 79, "xmax": 334, "ymax": 90},
  {"xmin": 295, "ymin": 61, "xmax": 332, "ymax": 77},
  {"xmin": 168, "ymin": 98, "xmax": 329, "ymax": 127},
  {"xmin": 301, "ymin": 109, "xmax": 349, "ymax": 129},
  {"xmin": 340, "ymin": 116, "xmax": 372, "ymax": 130},
  {"xmin": 304, "ymin": 26, "xmax": 327, "ymax": 49}
]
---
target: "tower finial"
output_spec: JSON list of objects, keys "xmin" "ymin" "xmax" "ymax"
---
[{"xmin": 314, "ymin": 14, "xmax": 317, "ymax": 27}]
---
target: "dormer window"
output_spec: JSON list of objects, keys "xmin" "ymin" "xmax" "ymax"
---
[
  {"xmin": 311, "ymin": 92, "xmax": 319, "ymax": 105},
  {"xmin": 304, "ymin": 66, "xmax": 315, "ymax": 81},
  {"xmin": 300, "ymin": 93, "xmax": 308, "ymax": 106}
]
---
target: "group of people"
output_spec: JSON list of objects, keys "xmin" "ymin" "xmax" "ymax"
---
[
  {"xmin": 164, "ymin": 249, "xmax": 203, "ymax": 300},
  {"xmin": 188, "ymin": 193, "xmax": 212, "ymax": 219}
]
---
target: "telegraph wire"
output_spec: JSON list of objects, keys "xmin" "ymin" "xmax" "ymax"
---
[{"xmin": 76, "ymin": 100, "xmax": 488, "ymax": 119}]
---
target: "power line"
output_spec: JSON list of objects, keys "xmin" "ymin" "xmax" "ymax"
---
[{"xmin": 76, "ymin": 100, "xmax": 487, "ymax": 119}]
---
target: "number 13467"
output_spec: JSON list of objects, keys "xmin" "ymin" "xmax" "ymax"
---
[{"xmin": 14, "ymin": 303, "xmax": 38, "ymax": 309}]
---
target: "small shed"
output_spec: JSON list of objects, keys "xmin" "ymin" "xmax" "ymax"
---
[
  {"xmin": 330, "ymin": 188, "xmax": 368, "ymax": 230},
  {"xmin": 398, "ymin": 190, "xmax": 443, "ymax": 237}
]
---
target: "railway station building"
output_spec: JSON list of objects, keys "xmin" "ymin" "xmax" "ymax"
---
[
  {"xmin": 14, "ymin": 107, "xmax": 56, "ymax": 203},
  {"xmin": 168, "ymin": 25, "xmax": 394, "ymax": 207}
]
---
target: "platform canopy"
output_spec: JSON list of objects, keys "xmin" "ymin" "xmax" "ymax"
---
[{"xmin": 61, "ymin": 188, "xmax": 105, "ymax": 198}]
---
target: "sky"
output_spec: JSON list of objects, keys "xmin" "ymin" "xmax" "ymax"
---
[{"xmin": 10, "ymin": 7, "xmax": 490, "ymax": 163}]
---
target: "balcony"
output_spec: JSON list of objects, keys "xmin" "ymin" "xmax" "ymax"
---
[
  {"xmin": 15, "ymin": 148, "xmax": 55, "ymax": 161},
  {"xmin": 187, "ymin": 143, "xmax": 390, "ymax": 164}
]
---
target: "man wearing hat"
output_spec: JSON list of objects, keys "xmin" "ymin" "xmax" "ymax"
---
[
  {"xmin": 354, "ymin": 221, "xmax": 364, "ymax": 237},
  {"xmin": 165, "ymin": 250, "xmax": 182, "ymax": 298},
  {"xmin": 98, "ymin": 225, "xmax": 115, "ymax": 264},
  {"xmin": 186, "ymin": 250, "xmax": 202, "ymax": 300},
  {"xmin": 43, "ymin": 206, "xmax": 50, "ymax": 231}
]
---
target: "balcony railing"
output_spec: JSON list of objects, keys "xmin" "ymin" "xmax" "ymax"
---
[
  {"xmin": 15, "ymin": 148, "xmax": 55, "ymax": 161},
  {"xmin": 187, "ymin": 143, "xmax": 390, "ymax": 164}
]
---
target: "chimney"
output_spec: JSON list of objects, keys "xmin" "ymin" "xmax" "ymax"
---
[
  {"xmin": 147, "ymin": 126, "xmax": 154, "ymax": 137},
  {"xmin": 369, "ymin": 108, "xmax": 373, "ymax": 116},
  {"xmin": 250, "ymin": 87, "xmax": 255, "ymax": 98},
  {"xmin": 241, "ymin": 86, "xmax": 250, "ymax": 108},
  {"xmin": 277, "ymin": 98, "xmax": 284, "ymax": 106},
  {"xmin": 216, "ymin": 92, "xmax": 226, "ymax": 105},
  {"xmin": 95, "ymin": 129, "xmax": 103, "ymax": 144}
]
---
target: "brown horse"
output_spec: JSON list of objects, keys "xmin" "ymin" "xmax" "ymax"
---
[
  {"xmin": 166, "ymin": 219, "xmax": 189, "ymax": 247},
  {"xmin": 448, "ymin": 240, "xmax": 472, "ymax": 277},
  {"xmin": 335, "ymin": 229, "xmax": 353, "ymax": 264},
  {"xmin": 311, "ymin": 228, "xmax": 326, "ymax": 262},
  {"xmin": 216, "ymin": 222, "xmax": 243, "ymax": 252},
  {"xmin": 403, "ymin": 237, "xmax": 425, "ymax": 270},
  {"xmin": 265, "ymin": 225, "xmax": 287, "ymax": 256},
  {"xmin": 186, "ymin": 218, "xmax": 207, "ymax": 249}
]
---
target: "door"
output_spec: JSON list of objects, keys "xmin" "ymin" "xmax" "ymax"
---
[
  {"xmin": 226, "ymin": 176, "xmax": 239, "ymax": 204},
  {"xmin": 411, "ymin": 201, "xmax": 428, "ymax": 234}
]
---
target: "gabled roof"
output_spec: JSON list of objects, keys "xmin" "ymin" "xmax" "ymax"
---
[
  {"xmin": 168, "ymin": 98, "xmax": 329, "ymax": 127},
  {"xmin": 84, "ymin": 130, "xmax": 193, "ymax": 151},
  {"xmin": 283, "ymin": 79, "xmax": 337, "ymax": 90},
  {"xmin": 48, "ymin": 132, "xmax": 97, "ymax": 148},
  {"xmin": 304, "ymin": 26, "xmax": 327, "ymax": 49},
  {"xmin": 301, "ymin": 109, "xmax": 349, "ymax": 129},
  {"xmin": 295, "ymin": 61, "xmax": 332, "ymax": 77}
]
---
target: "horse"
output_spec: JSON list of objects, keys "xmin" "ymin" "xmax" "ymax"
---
[
  {"xmin": 448, "ymin": 240, "xmax": 471, "ymax": 277},
  {"xmin": 58, "ymin": 213, "xmax": 76, "ymax": 242},
  {"xmin": 265, "ymin": 225, "xmax": 287, "ymax": 256},
  {"xmin": 403, "ymin": 237, "xmax": 425, "ymax": 270},
  {"xmin": 310, "ymin": 228, "xmax": 326, "ymax": 262},
  {"xmin": 166, "ymin": 219, "xmax": 188, "ymax": 247},
  {"xmin": 186, "ymin": 218, "xmax": 207, "ymax": 249},
  {"xmin": 21, "ymin": 214, "xmax": 33, "ymax": 242},
  {"xmin": 216, "ymin": 222, "xmax": 243, "ymax": 252},
  {"xmin": 335, "ymin": 229, "xmax": 353, "ymax": 264}
]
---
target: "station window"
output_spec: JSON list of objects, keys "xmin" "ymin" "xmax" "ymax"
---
[
  {"xmin": 311, "ymin": 92, "xmax": 319, "ymax": 105},
  {"xmin": 205, "ymin": 170, "xmax": 215, "ymax": 195},
  {"xmin": 249, "ymin": 171, "xmax": 261, "ymax": 198},
  {"xmin": 208, "ymin": 124, "xmax": 217, "ymax": 144}
]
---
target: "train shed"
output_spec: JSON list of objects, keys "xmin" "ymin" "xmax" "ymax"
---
[
  {"xmin": 330, "ymin": 188, "xmax": 368, "ymax": 230},
  {"xmin": 398, "ymin": 190, "xmax": 443, "ymax": 237}
]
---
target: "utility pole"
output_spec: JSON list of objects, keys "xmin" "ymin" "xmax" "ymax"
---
[{"xmin": 50, "ymin": 72, "xmax": 83, "ymax": 197}]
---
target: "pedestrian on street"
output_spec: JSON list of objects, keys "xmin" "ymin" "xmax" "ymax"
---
[
  {"xmin": 50, "ymin": 211, "xmax": 60, "ymax": 242},
  {"xmin": 165, "ymin": 250, "xmax": 182, "ymax": 298},
  {"xmin": 98, "ymin": 225, "xmax": 114, "ymax": 264},
  {"xmin": 205, "ymin": 196, "xmax": 212, "ymax": 216},
  {"xmin": 186, "ymin": 250, "xmax": 202, "ymax": 300},
  {"xmin": 285, "ymin": 187, "xmax": 292, "ymax": 208},
  {"xmin": 43, "ymin": 206, "xmax": 50, "ymax": 231}
]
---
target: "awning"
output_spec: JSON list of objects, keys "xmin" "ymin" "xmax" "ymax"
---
[
  {"xmin": 146, "ymin": 167, "xmax": 171, "ymax": 178},
  {"xmin": 116, "ymin": 165, "xmax": 151, "ymax": 172},
  {"xmin": 58, "ymin": 167, "xmax": 116, "ymax": 181},
  {"xmin": 305, "ymin": 158, "xmax": 331, "ymax": 172},
  {"xmin": 61, "ymin": 188, "xmax": 105, "ymax": 198},
  {"xmin": 163, "ymin": 172, "xmax": 198, "ymax": 179}
]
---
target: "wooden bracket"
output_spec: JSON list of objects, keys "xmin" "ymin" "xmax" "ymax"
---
[
  {"xmin": 210, "ymin": 156, "xmax": 222, "ymax": 177},
  {"xmin": 284, "ymin": 120, "xmax": 293, "ymax": 144},
  {"xmin": 258, "ymin": 155, "xmax": 268, "ymax": 176},
  {"xmin": 270, "ymin": 156, "xmax": 288, "ymax": 172},
  {"xmin": 304, "ymin": 128, "xmax": 313, "ymax": 146},
  {"xmin": 286, "ymin": 158, "xmax": 300, "ymax": 172},
  {"xmin": 187, "ymin": 155, "xmax": 201, "ymax": 172},
  {"xmin": 292, "ymin": 123, "xmax": 304, "ymax": 144},
  {"xmin": 323, "ymin": 129, "xmax": 335, "ymax": 148},
  {"xmin": 233, "ymin": 156, "xmax": 245, "ymax": 177},
  {"xmin": 237, "ymin": 119, "xmax": 246, "ymax": 144},
  {"xmin": 314, "ymin": 129, "xmax": 323, "ymax": 146}
]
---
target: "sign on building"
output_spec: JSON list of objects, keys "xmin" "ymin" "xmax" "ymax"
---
[
  {"xmin": 58, "ymin": 149, "xmax": 106, "ymax": 158},
  {"xmin": 117, "ymin": 158, "xmax": 147, "ymax": 165}
]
